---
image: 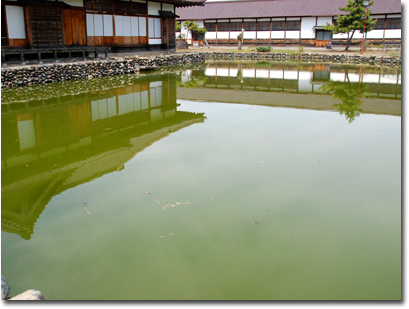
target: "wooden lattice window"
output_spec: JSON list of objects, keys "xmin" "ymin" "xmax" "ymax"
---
[{"xmin": 29, "ymin": 5, "xmax": 64, "ymax": 46}]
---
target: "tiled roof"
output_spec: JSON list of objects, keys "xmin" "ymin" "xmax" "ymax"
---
[
  {"xmin": 176, "ymin": 0, "xmax": 401, "ymax": 20},
  {"xmin": 17, "ymin": 0, "xmax": 71, "ymax": 7}
]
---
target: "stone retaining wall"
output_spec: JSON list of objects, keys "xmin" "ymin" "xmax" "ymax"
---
[
  {"xmin": 200, "ymin": 52, "xmax": 401, "ymax": 66},
  {"xmin": 1, "ymin": 52, "xmax": 400, "ymax": 89},
  {"xmin": 1, "ymin": 53, "xmax": 205, "ymax": 89}
]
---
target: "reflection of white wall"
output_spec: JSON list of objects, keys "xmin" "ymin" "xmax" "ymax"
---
[
  {"xmin": 151, "ymin": 109, "xmax": 163, "ymax": 122},
  {"xmin": 6, "ymin": 6, "xmax": 26, "ymax": 39},
  {"xmin": 256, "ymin": 69, "xmax": 269, "ymax": 78},
  {"xmin": 205, "ymin": 68, "xmax": 216, "ymax": 76},
  {"xmin": 216, "ymin": 68, "xmax": 229, "ymax": 77},
  {"xmin": 330, "ymin": 72, "xmax": 346, "ymax": 82},
  {"xmin": 298, "ymin": 71, "xmax": 313, "ymax": 92},
  {"xmin": 301, "ymin": 17, "xmax": 315, "ymax": 39},
  {"xmin": 229, "ymin": 68, "xmax": 238, "ymax": 77},
  {"xmin": 141, "ymin": 91, "xmax": 149, "ymax": 109},
  {"xmin": 18, "ymin": 119, "xmax": 36, "ymax": 151},
  {"xmin": 270, "ymin": 70, "xmax": 283, "ymax": 79},
  {"xmin": 284, "ymin": 71, "xmax": 298, "ymax": 80},
  {"xmin": 243, "ymin": 69, "xmax": 255, "ymax": 78}
]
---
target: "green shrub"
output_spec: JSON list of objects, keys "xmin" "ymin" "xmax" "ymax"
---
[{"xmin": 256, "ymin": 46, "xmax": 272, "ymax": 52}]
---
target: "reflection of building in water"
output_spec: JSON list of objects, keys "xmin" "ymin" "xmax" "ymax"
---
[
  {"xmin": 178, "ymin": 62, "xmax": 400, "ymax": 116},
  {"xmin": 1, "ymin": 73, "xmax": 206, "ymax": 240}
]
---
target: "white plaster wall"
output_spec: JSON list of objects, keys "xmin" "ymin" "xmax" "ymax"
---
[
  {"xmin": 285, "ymin": 31, "xmax": 300, "ymax": 39},
  {"xmin": 139, "ymin": 17, "xmax": 147, "ymax": 36},
  {"xmin": 230, "ymin": 31, "xmax": 242, "ymax": 39},
  {"xmin": 301, "ymin": 17, "xmax": 315, "ymax": 39},
  {"xmin": 148, "ymin": 1, "xmax": 161, "ymax": 16},
  {"xmin": 130, "ymin": 16, "xmax": 139, "ymax": 37},
  {"xmin": 333, "ymin": 33, "xmax": 349, "ymax": 39},
  {"xmin": 94, "ymin": 14, "xmax": 104, "ymax": 36},
  {"xmin": 104, "ymin": 15, "xmax": 114, "ymax": 37},
  {"xmin": 6, "ymin": 6, "xmax": 26, "ymax": 39},
  {"xmin": 205, "ymin": 32, "xmax": 216, "ymax": 39},
  {"xmin": 62, "ymin": 0, "xmax": 83, "ymax": 7},
  {"xmin": 195, "ymin": 20, "xmax": 204, "ymax": 27},
  {"xmin": 351, "ymin": 31, "xmax": 364, "ymax": 39},
  {"xmin": 317, "ymin": 17, "xmax": 332, "ymax": 26},
  {"xmin": 149, "ymin": 38, "xmax": 161, "ymax": 44},
  {"xmin": 257, "ymin": 31, "xmax": 270, "ymax": 39},
  {"xmin": 123, "ymin": 16, "xmax": 131, "ymax": 36},
  {"xmin": 162, "ymin": 3, "xmax": 174, "ymax": 13},
  {"xmin": 181, "ymin": 27, "xmax": 190, "ymax": 39},
  {"xmin": 271, "ymin": 31, "xmax": 285, "ymax": 39},
  {"xmin": 87, "ymin": 14, "xmax": 95, "ymax": 36},
  {"xmin": 115, "ymin": 16, "xmax": 124, "ymax": 36},
  {"xmin": 243, "ymin": 31, "xmax": 256, "ymax": 39},
  {"xmin": 217, "ymin": 32, "xmax": 229, "ymax": 39},
  {"xmin": 366, "ymin": 29, "xmax": 384, "ymax": 39},
  {"xmin": 384, "ymin": 29, "xmax": 401, "ymax": 38}
]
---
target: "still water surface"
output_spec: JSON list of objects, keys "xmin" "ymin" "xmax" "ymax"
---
[{"xmin": 1, "ymin": 62, "xmax": 401, "ymax": 300}]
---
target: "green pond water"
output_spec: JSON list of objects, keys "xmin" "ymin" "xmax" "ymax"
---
[{"xmin": 1, "ymin": 62, "xmax": 401, "ymax": 300}]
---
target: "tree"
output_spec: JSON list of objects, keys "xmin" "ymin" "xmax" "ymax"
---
[
  {"xmin": 323, "ymin": 0, "xmax": 376, "ymax": 51},
  {"xmin": 183, "ymin": 21, "xmax": 209, "ymax": 48},
  {"xmin": 319, "ymin": 68, "xmax": 367, "ymax": 123}
]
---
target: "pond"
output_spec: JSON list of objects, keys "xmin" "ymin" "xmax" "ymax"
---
[{"xmin": 1, "ymin": 61, "xmax": 401, "ymax": 300}]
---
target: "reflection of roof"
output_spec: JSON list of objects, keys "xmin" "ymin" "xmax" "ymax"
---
[
  {"xmin": 177, "ymin": 87, "xmax": 401, "ymax": 116},
  {"xmin": 177, "ymin": 0, "xmax": 401, "ymax": 19},
  {"xmin": 1, "ymin": 113, "xmax": 205, "ymax": 240}
]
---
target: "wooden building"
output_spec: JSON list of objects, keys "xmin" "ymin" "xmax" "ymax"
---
[
  {"xmin": 176, "ymin": 0, "xmax": 401, "ymax": 47},
  {"xmin": 1, "ymin": 0, "xmax": 205, "ymax": 60}
]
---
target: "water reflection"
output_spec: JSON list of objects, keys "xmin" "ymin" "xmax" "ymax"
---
[
  {"xmin": 177, "ymin": 62, "xmax": 401, "ymax": 120},
  {"xmin": 1, "ymin": 73, "xmax": 206, "ymax": 239}
]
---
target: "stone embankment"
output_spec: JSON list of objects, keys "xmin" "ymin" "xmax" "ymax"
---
[
  {"xmin": 201, "ymin": 52, "xmax": 401, "ymax": 66},
  {"xmin": 1, "ymin": 52, "xmax": 400, "ymax": 89},
  {"xmin": 1, "ymin": 53, "xmax": 205, "ymax": 89}
]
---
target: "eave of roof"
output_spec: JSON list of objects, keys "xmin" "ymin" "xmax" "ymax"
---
[{"xmin": 176, "ymin": 0, "xmax": 401, "ymax": 20}]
